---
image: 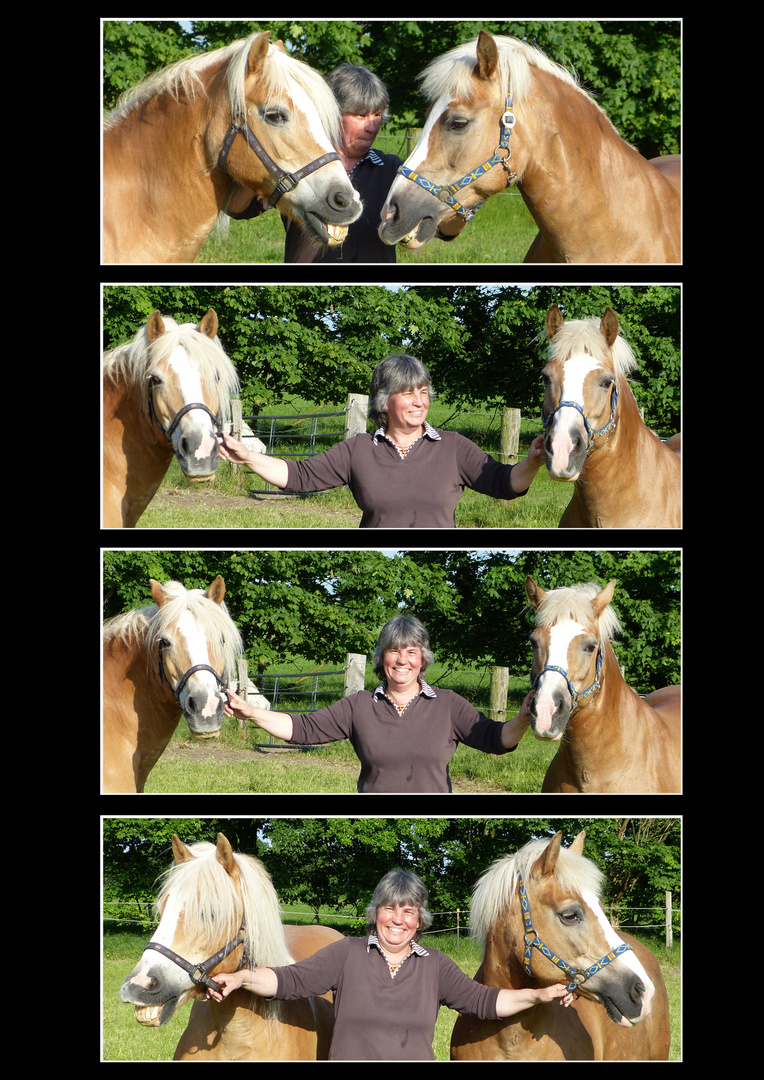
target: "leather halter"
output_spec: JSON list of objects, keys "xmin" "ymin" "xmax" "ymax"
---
[
  {"xmin": 518, "ymin": 876, "xmax": 632, "ymax": 995},
  {"xmin": 396, "ymin": 94, "xmax": 518, "ymax": 222},
  {"xmin": 157, "ymin": 638, "xmax": 229, "ymax": 706},
  {"xmin": 143, "ymin": 921, "xmax": 247, "ymax": 995},
  {"xmin": 530, "ymin": 645, "xmax": 604, "ymax": 712},
  {"xmin": 147, "ymin": 375, "xmax": 223, "ymax": 445},
  {"xmin": 217, "ymin": 111, "xmax": 341, "ymax": 205},
  {"xmin": 542, "ymin": 383, "xmax": 619, "ymax": 456}
]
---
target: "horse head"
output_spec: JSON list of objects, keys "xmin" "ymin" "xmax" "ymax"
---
[
  {"xmin": 150, "ymin": 576, "xmax": 236, "ymax": 737},
  {"xmin": 120, "ymin": 834, "xmax": 247, "ymax": 1027},
  {"xmin": 541, "ymin": 305, "xmax": 629, "ymax": 480},
  {"xmin": 526, "ymin": 576, "xmax": 619, "ymax": 740}
]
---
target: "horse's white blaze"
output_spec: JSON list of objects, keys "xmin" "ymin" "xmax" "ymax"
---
[
  {"xmin": 177, "ymin": 610, "xmax": 221, "ymax": 716},
  {"xmin": 533, "ymin": 621, "xmax": 586, "ymax": 736},
  {"xmin": 580, "ymin": 887, "xmax": 655, "ymax": 1021},
  {"xmin": 165, "ymin": 345, "xmax": 218, "ymax": 460},
  {"xmin": 406, "ymin": 94, "xmax": 447, "ymax": 171},
  {"xmin": 549, "ymin": 353, "xmax": 602, "ymax": 474}
]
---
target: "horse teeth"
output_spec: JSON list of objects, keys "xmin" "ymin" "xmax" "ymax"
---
[
  {"xmin": 327, "ymin": 224, "xmax": 348, "ymax": 246},
  {"xmin": 135, "ymin": 1004, "xmax": 162, "ymax": 1026}
]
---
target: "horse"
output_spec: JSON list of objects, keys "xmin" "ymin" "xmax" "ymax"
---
[
  {"xmin": 525, "ymin": 577, "xmax": 681, "ymax": 793},
  {"xmin": 102, "ymin": 576, "xmax": 243, "ymax": 793},
  {"xmin": 102, "ymin": 308, "xmax": 240, "ymax": 528},
  {"xmin": 450, "ymin": 831, "xmax": 671, "ymax": 1060},
  {"xmin": 379, "ymin": 31, "xmax": 680, "ymax": 263},
  {"xmin": 120, "ymin": 833, "xmax": 340, "ymax": 1060},
  {"xmin": 103, "ymin": 30, "xmax": 361, "ymax": 262},
  {"xmin": 542, "ymin": 305, "xmax": 681, "ymax": 528}
]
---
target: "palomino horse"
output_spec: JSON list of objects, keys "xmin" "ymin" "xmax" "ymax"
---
[
  {"xmin": 379, "ymin": 31, "xmax": 680, "ymax": 262},
  {"xmin": 102, "ymin": 576, "xmax": 243, "ymax": 793},
  {"xmin": 526, "ymin": 577, "xmax": 681, "ymax": 793},
  {"xmin": 120, "ymin": 834, "xmax": 340, "ymax": 1059},
  {"xmin": 542, "ymin": 305, "xmax": 681, "ymax": 528},
  {"xmin": 103, "ymin": 309, "xmax": 240, "ymax": 528},
  {"xmin": 451, "ymin": 831, "xmax": 671, "ymax": 1060},
  {"xmin": 103, "ymin": 30, "xmax": 361, "ymax": 262}
]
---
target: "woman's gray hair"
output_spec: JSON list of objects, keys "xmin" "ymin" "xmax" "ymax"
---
[
  {"xmin": 368, "ymin": 355, "xmax": 436, "ymax": 428},
  {"xmin": 326, "ymin": 64, "xmax": 391, "ymax": 122},
  {"xmin": 365, "ymin": 870, "xmax": 433, "ymax": 939},
  {"xmin": 373, "ymin": 615, "xmax": 434, "ymax": 678}
]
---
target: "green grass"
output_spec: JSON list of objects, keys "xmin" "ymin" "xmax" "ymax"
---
[{"xmin": 198, "ymin": 189, "xmax": 536, "ymax": 263}]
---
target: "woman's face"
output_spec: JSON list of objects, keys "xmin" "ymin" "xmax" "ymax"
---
[
  {"xmin": 382, "ymin": 645, "xmax": 423, "ymax": 691},
  {"xmin": 340, "ymin": 110, "xmax": 383, "ymax": 159},
  {"xmin": 385, "ymin": 385, "xmax": 430, "ymax": 432},
  {"xmin": 375, "ymin": 902, "xmax": 420, "ymax": 953}
]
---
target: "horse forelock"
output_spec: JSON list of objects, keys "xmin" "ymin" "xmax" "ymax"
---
[
  {"xmin": 226, "ymin": 34, "xmax": 342, "ymax": 147},
  {"xmin": 103, "ymin": 582, "xmax": 242, "ymax": 680},
  {"xmin": 533, "ymin": 582, "xmax": 622, "ymax": 641},
  {"xmin": 470, "ymin": 838, "xmax": 604, "ymax": 945},
  {"xmin": 156, "ymin": 840, "xmax": 294, "ymax": 1018},
  {"xmin": 547, "ymin": 318, "xmax": 638, "ymax": 381},
  {"xmin": 419, "ymin": 34, "xmax": 583, "ymax": 108},
  {"xmin": 103, "ymin": 317, "xmax": 239, "ymax": 418}
]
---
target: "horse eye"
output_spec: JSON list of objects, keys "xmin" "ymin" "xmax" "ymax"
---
[
  {"xmin": 447, "ymin": 116, "xmax": 470, "ymax": 131},
  {"xmin": 560, "ymin": 911, "xmax": 580, "ymax": 923},
  {"xmin": 264, "ymin": 108, "xmax": 289, "ymax": 125}
]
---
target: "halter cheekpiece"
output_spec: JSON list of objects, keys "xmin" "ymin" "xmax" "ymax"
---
[
  {"xmin": 530, "ymin": 645, "xmax": 604, "ymax": 711},
  {"xmin": 518, "ymin": 876, "xmax": 632, "ymax": 995},
  {"xmin": 217, "ymin": 111, "xmax": 340, "ymax": 205},
  {"xmin": 397, "ymin": 93, "xmax": 518, "ymax": 222},
  {"xmin": 143, "ymin": 921, "xmax": 248, "ymax": 995},
  {"xmin": 542, "ymin": 383, "xmax": 620, "ymax": 454},
  {"xmin": 157, "ymin": 637, "xmax": 229, "ymax": 706}
]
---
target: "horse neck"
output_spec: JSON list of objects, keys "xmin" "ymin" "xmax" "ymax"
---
[
  {"xmin": 477, "ymin": 911, "xmax": 529, "ymax": 990},
  {"xmin": 104, "ymin": 81, "xmax": 229, "ymax": 261},
  {"xmin": 567, "ymin": 380, "xmax": 675, "ymax": 526},
  {"xmin": 556, "ymin": 642, "xmax": 634, "ymax": 764},
  {"xmin": 515, "ymin": 67, "xmax": 674, "ymax": 261}
]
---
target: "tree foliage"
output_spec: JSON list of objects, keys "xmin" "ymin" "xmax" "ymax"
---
[
  {"xmin": 102, "ymin": 284, "xmax": 680, "ymax": 433},
  {"xmin": 103, "ymin": 19, "xmax": 680, "ymax": 155}
]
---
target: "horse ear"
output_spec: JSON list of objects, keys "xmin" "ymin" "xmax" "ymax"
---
[
  {"xmin": 199, "ymin": 309, "xmax": 218, "ymax": 340},
  {"xmin": 206, "ymin": 575, "xmax": 226, "ymax": 605},
  {"xmin": 475, "ymin": 30, "xmax": 499, "ymax": 80},
  {"xmin": 216, "ymin": 833, "xmax": 239, "ymax": 878},
  {"xmin": 172, "ymin": 835, "xmax": 195, "ymax": 864},
  {"xmin": 592, "ymin": 580, "xmax": 617, "ymax": 618},
  {"xmin": 569, "ymin": 830, "xmax": 586, "ymax": 855},
  {"xmin": 246, "ymin": 31, "xmax": 271, "ymax": 76},
  {"xmin": 545, "ymin": 305, "xmax": 565, "ymax": 340},
  {"xmin": 532, "ymin": 831, "xmax": 563, "ymax": 879},
  {"xmin": 150, "ymin": 579, "xmax": 171, "ymax": 608},
  {"xmin": 600, "ymin": 308, "xmax": 619, "ymax": 347},
  {"xmin": 147, "ymin": 311, "xmax": 165, "ymax": 343},
  {"xmin": 525, "ymin": 576, "xmax": 545, "ymax": 611},
  {"xmin": 273, "ymin": 39, "xmax": 287, "ymax": 54}
]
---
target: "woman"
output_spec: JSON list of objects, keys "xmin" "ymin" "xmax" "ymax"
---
[
  {"xmin": 206, "ymin": 869, "xmax": 572, "ymax": 1061},
  {"xmin": 224, "ymin": 614, "xmax": 532, "ymax": 792},
  {"xmin": 219, "ymin": 354, "xmax": 545, "ymax": 527}
]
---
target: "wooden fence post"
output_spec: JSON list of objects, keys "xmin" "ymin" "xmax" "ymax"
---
[
  {"xmin": 487, "ymin": 666, "xmax": 509, "ymax": 721},
  {"xmin": 344, "ymin": 653, "xmax": 367, "ymax": 696},
  {"xmin": 345, "ymin": 394, "xmax": 368, "ymax": 440}
]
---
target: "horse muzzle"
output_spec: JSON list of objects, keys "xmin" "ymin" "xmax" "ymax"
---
[{"xmin": 543, "ymin": 420, "xmax": 588, "ymax": 481}]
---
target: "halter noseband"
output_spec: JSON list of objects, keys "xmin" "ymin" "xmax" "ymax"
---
[
  {"xmin": 217, "ymin": 111, "xmax": 341, "ymax": 205},
  {"xmin": 143, "ymin": 921, "xmax": 247, "ymax": 995},
  {"xmin": 147, "ymin": 375, "xmax": 223, "ymax": 445},
  {"xmin": 530, "ymin": 645, "xmax": 604, "ymax": 712},
  {"xmin": 542, "ymin": 383, "xmax": 620, "ymax": 455},
  {"xmin": 157, "ymin": 638, "xmax": 229, "ymax": 707},
  {"xmin": 396, "ymin": 93, "xmax": 518, "ymax": 222},
  {"xmin": 518, "ymin": 876, "xmax": 632, "ymax": 995}
]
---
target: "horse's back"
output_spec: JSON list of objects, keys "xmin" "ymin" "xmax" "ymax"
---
[
  {"xmin": 644, "ymin": 684, "xmax": 681, "ymax": 725},
  {"xmin": 649, "ymin": 153, "xmax": 681, "ymax": 194}
]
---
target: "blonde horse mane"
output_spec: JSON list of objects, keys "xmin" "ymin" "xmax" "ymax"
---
[
  {"xmin": 156, "ymin": 840, "xmax": 295, "ymax": 1020},
  {"xmin": 105, "ymin": 32, "xmax": 342, "ymax": 146},
  {"xmin": 547, "ymin": 316, "xmax": 639, "ymax": 381},
  {"xmin": 469, "ymin": 836, "xmax": 604, "ymax": 946},
  {"xmin": 531, "ymin": 581, "xmax": 622, "ymax": 641},
  {"xmin": 102, "ymin": 580, "xmax": 243, "ymax": 680},
  {"xmin": 419, "ymin": 34, "xmax": 602, "ymax": 115},
  {"xmin": 102, "ymin": 316, "xmax": 240, "ymax": 420}
]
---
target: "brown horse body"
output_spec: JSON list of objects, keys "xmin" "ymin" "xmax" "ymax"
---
[
  {"xmin": 103, "ymin": 31, "xmax": 361, "ymax": 263},
  {"xmin": 121, "ymin": 835, "xmax": 338, "ymax": 1060},
  {"xmin": 526, "ymin": 577, "xmax": 681, "ymax": 793},
  {"xmin": 543, "ymin": 305, "xmax": 680, "ymax": 528},
  {"xmin": 451, "ymin": 832, "xmax": 671, "ymax": 1060},
  {"xmin": 379, "ymin": 32, "xmax": 680, "ymax": 263}
]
